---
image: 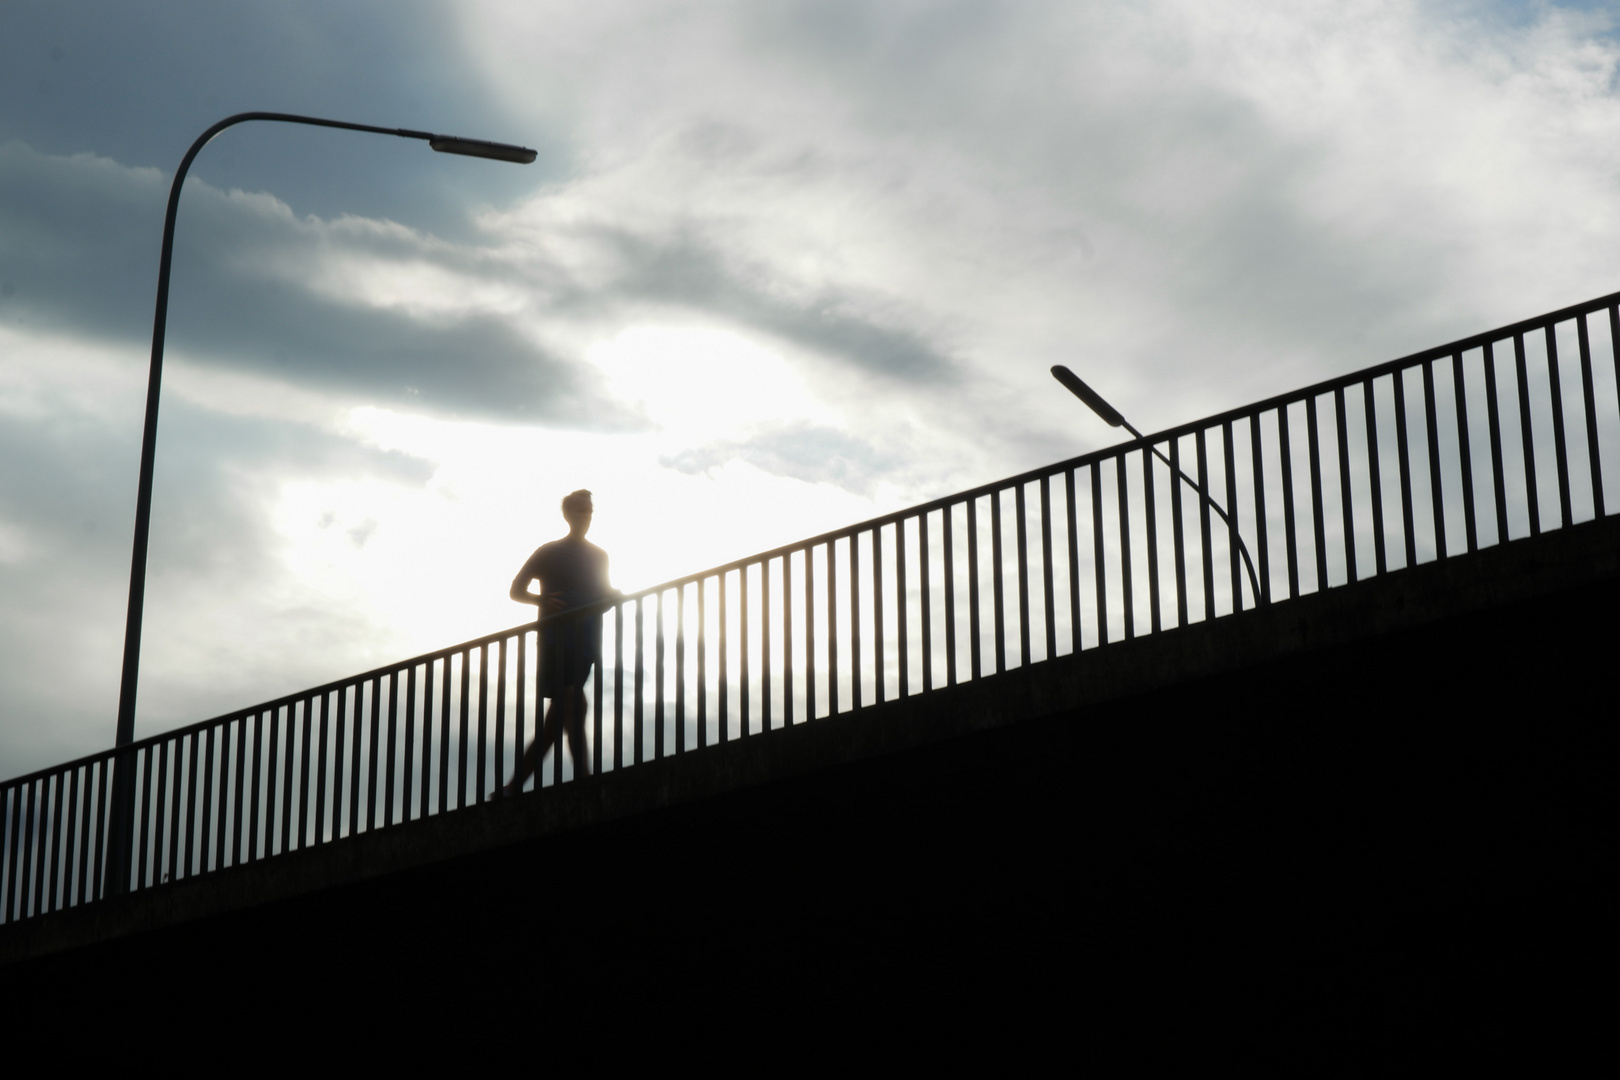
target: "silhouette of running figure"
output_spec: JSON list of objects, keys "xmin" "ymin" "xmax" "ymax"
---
[{"xmin": 500, "ymin": 489, "xmax": 614, "ymax": 794}]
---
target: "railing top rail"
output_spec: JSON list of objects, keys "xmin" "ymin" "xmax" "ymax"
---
[{"xmin": 8, "ymin": 286, "xmax": 1617, "ymax": 790}]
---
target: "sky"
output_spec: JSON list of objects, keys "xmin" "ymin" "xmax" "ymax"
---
[{"xmin": 3, "ymin": 0, "xmax": 1619, "ymax": 777}]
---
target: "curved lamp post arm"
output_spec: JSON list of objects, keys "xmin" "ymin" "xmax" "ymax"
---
[
  {"xmin": 1051, "ymin": 365, "xmax": 1263, "ymax": 606},
  {"xmin": 115, "ymin": 113, "xmax": 535, "ymax": 750}
]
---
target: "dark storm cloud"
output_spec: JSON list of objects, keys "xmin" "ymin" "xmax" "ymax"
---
[
  {"xmin": 0, "ymin": 141, "xmax": 635, "ymax": 428},
  {"xmin": 0, "ymin": 0, "xmax": 558, "ymax": 241},
  {"xmin": 593, "ymin": 227, "xmax": 962, "ymax": 386}
]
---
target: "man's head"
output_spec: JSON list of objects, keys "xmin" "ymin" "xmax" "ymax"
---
[{"xmin": 562, "ymin": 489, "xmax": 593, "ymax": 536}]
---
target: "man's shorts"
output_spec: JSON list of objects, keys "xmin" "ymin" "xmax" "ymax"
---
[{"xmin": 539, "ymin": 622, "xmax": 600, "ymax": 699}]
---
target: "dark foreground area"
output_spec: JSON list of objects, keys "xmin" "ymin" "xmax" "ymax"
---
[{"xmin": 4, "ymin": 529, "xmax": 1612, "ymax": 1065}]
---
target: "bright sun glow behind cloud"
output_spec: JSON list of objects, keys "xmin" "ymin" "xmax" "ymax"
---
[{"xmin": 300, "ymin": 324, "xmax": 881, "ymax": 665}]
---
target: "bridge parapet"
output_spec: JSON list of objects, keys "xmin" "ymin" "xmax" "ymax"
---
[{"xmin": 5, "ymin": 289, "xmax": 1619, "ymax": 941}]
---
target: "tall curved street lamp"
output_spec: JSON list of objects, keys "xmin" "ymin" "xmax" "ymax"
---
[
  {"xmin": 1051, "ymin": 365, "xmax": 1262, "ymax": 604},
  {"xmin": 109, "ymin": 113, "xmax": 535, "ymax": 890}
]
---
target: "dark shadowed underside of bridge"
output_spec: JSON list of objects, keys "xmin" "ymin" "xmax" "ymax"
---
[{"xmin": 4, "ymin": 295, "xmax": 1618, "ymax": 1060}]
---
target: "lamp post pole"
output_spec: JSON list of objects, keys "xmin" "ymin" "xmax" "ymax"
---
[
  {"xmin": 1051, "ymin": 365, "xmax": 1263, "ymax": 605},
  {"xmin": 107, "ymin": 113, "xmax": 535, "ymax": 894}
]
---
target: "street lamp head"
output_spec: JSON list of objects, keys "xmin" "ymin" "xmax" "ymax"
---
[
  {"xmin": 1051, "ymin": 365, "xmax": 1126, "ymax": 428},
  {"xmin": 429, "ymin": 135, "xmax": 538, "ymax": 164}
]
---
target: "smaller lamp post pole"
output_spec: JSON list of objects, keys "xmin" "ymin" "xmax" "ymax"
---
[
  {"xmin": 1051, "ymin": 365, "xmax": 1263, "ymax": 605},
  {"xmin": 106, "ymin": 113, "xmax": 535, "ymax": 896}
]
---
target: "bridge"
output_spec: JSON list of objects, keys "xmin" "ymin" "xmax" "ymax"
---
[{"xmin": 3, "ymin": 292, "xmax": 1614, "ymax": 1048}]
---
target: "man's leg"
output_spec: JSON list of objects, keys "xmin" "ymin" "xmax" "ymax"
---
[
  {"xmin": 502, "ymin": 691, "xmax": 572, "ymax": 795},
  {"xmin": 562, "ymin": 685, "xmax": 591, "ymax": 777}
]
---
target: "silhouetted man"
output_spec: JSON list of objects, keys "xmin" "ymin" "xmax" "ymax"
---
[{"xmin": 500, "ymin": 489, "xmax": 613, "ymax": 794}]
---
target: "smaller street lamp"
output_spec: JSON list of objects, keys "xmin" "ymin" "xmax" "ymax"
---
[{"xmin": 1051, "ymin": 365, "xmax": 1262, "ymax": 604}]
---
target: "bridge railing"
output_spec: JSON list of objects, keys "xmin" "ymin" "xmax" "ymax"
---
[{"xmin": 6, "ymin": 289, "xmax": 1619, "ymax": 927}]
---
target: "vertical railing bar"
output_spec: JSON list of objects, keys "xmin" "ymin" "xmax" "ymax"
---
[
  {"xmin": 351, "ymin": 681, "xmax": 366, "ymax": 831},
  {"xmin": 1117, "ymin": 454, "xmax": 1134, "ymax": 637},
  {"xmin": 437, "ymin": 664, "xmax": 451, "ymax": 812},
  {"xmin": 245, "ymin": 716, "xmax": 263, "ymax": 862},
  {"xmin": 677, "ymin": 583, "xmax": 687, "ymax": 751},
  {"xmin": 511, "ymin": 636, "xmax": 524, "ymax": 791},
  {"xmin": 762, "ymin": 562, "xmax": 774, "ymax": 728},
  {"xmin": 379, "ymin": 680, "xmax": 398, "ymax": 829},
  {"xmin": 456, "ymin": 652, "xmax": 471, "ymax": 809},
  {"xmin": 294, "ymin": 699, "xmax": 310, "ymax": 847},
  {"xmin": 315, "ymin": 694, "xmax": 330, "ymax": 843},
  {"xmin": 72, "ymin": 768, "xmax": 89, "ymax": 906},
  {"xmin": 1197, "ymin": 428, "xmax": 1217, "ymax": 614},
  {"xmin": 942, "ymin": 508, "xmax": 956, "ymax": 686},
  {"xmin": 827, "ymin": 541, "xmax": 839, "ymax": 712},
  {"xmin": 33, "ymin": 779, "xmax": 49, "ymax": 913},
  {"xmin": 1422, "ymin": 361, "xmax": 1447, "ymax": 559},
  {"xmin": 1144, "ymin": 446, "xmax": 1161, "ymax": 628},
  {"xmin": 21, "ymin": 782, "xmax": 37, "ymax": 915},
  {"xmin": 91, "ymin": 759, "xmax": 110, "ymax": 900},
  {"xmin": 716, "ymin": 577, "xmax": 727, "ymax": 742},
  {"xmin": 1576, "ymin": 314, "xmax": 1606, "ymax": 518},
  {"xmin": 698, "ymin": 576, "xmax": 709, "ymax": 745},
  {"xmin": 1393, "ymin": 371, "xmax": 1417, "ymax": 563},
  {"xmin": 1224, "ymin": 422, "xmax": 1245, "ymax": 604},
  {"xmin": 1040, "ymin": 478, "xmax": 1057, "ymax": 655},
  {"xmin": 197, "ymin": 725, "xmax": 215, "ymax": 875},
  {"xmin": 991, "ymin": 492, "xmax": 1007, "ymax": 671},
  {"xmin": 493, "ymin": 641, "xmax": 506, "ymax": 807},
  {"xmin": 593, "ymin": 625, "xmax": 604, "ymax": 776},
  {"xmin": 874, "ymin": 527, "xmax": 885, "ymax": 700},
  {"xmin": 1363, "ymin": 383, "xmax": 1387, "ymax": 575},
  {"xmin": 968, "ymin": 499, "xmax": 983, "ymax": 678},
  {"xmin": 1452, "ymin": 353, "xmax": 1478, "ymax": 553},
  {"xmin": 895, "ymin": 521, "xmax": 907, "ymax": 696},
  {"xmin": 1014, "ymin": 486, "xmax": 1030, "ymax": 667},
  {"xmin": 1250, "ymin": 418, "xmax": 1272, "ymax": 602},
  {"xmin": 919, "ymin": 516, "xmax": 932, "ymax": 692},
  {"xmin": 1065, "ymin": 470, "xmax": 1081, "ymax": 648},
  {"xmin": 656, "ymin": 590, "xmax": 667, "ymax": 757},
  {"xmin": 10, "ymin": 784, "xmax": 27, "ymax": 916},
  {"xmin": 153, "ymin": 740, "xmax": 170, "ymax": 882},
  {"xmin": 1305, "ymin": 399, "xmax": 1328, "ymax": 589},
  {"xmin": 784, "ymin": 550, "xmax": 794, "ymax": 721},
  {"xmin": 1170, "ymin": 438, "xmax": 1188, "ymax": 625},
  {"xmin": 278, "ymin": 705, "xmax": 296, "ymax": 855},
  {"xmin": 614, "ymin": 605, "xmax": 626, "ymax": 766},
  {"xmin": 169, "ymin": 737, "xmax": 187, "ymax": 878},
  {"xmin": 806, "ymin": 547, "xmax": 818, "ymax": 719},
  {"xmin": 183, "ymin": 732, "xmax": 199, "ymax": 878},
  {"xmin": 1515, "ymin": 334, "xmax": 1541, "ymax": 536},
  {"xmin": 71, "ymin": 768, "xmax": 88, "ymax": 906},
  {"xmin": 474, "ymin": 645, "xmax": 488, "ymax": 801},
  {"xmin": 402, "ymin": 667, "xmax": 417, "ymax": 825},
  {"xmin": 230, "ymin": 717, "xmax": 246, "ymax": 866},
  {"xmin": 137, "ymin": 744, "xmax": 154, "ymax": 887},
  {"xmin": 46, "ymin": 774, "xmax": 64, "ymax": 911},
  {"xmin": 1091, "ymin": 461, "xmax": 1108, "ymax": 644},
  {"xmin": 216, "ymin": 723, "xmax": 231, "ymax": 869},
  {"xmin": 1278, "ymin": 407, "xmax": 1300, "ymax": 597},
  {"xmin": 65, "ymin": 769, "xmax": 81, "ymax": 908},
  {"xmin": 634, "ymin": 596, "xmax": 646, "ymax": 762},
  {"xmin": 1334, "ymin": 389, "xmax": 1357, "ymax": 582},
  {"xmin": 1545, "ymin": 325, "xmax": 1572, "ymax": 528},
  {"xmin": 849, "ymin": 534, "xmax": 861, "ymax": 706},
  {"xmin": 334, "ymin": 688, "xmax": 350, "ymax": 838},
  {"xmin": 366, "ymin": 677, "xmax": 382, "ymax": 827},
  {"xmin": 1483, "ymin": 342, "xmax": 1509, "ymax": 544}
]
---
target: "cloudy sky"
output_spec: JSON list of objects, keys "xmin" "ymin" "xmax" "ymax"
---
[{"xmin": 2, "ymin": 0, "xmax": 1618, "ymax": 776}]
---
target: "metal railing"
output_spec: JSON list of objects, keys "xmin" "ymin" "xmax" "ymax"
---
[{"xmin": 6, "ymin": 289, "xmax": 1619, "ymax": 927}]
